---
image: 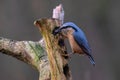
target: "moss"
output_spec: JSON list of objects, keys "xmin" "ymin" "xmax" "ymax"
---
[{"xmin": 28, "ymin": 41, "xmax": 45, "ymax": 62}]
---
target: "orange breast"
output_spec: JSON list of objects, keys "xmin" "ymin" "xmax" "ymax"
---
[{"xmin": 67, "ymin": 31, "xmax": 84, "ymax": 54}]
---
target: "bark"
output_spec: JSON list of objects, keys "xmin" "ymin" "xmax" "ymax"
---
[
  {"xmin": 0, "ymin": 37, "xmax": 50, "ymax": 80},
  {"xmin": 0, "ymin": 4, "xmax": 72, "ymax": 80},
  {"xmin": 34, "ymin": 18, "xmax": 71, "ymax": 80}
]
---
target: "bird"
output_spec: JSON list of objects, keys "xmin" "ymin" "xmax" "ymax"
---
[{"xmin": 53, "ymin": 22, "xmax": 95, "ymax": 66}]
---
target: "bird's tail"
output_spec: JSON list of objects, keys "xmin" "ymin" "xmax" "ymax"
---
[{"xmin": 88, "ymin": 55, "xmax": 95, "ymax": 66}]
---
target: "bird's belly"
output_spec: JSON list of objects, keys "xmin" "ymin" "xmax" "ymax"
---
[{"xmin": 68, "ymin": 34, "xmax": 83, "ymax": 54}]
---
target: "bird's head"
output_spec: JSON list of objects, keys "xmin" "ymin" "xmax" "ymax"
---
[{"xmin": 52, "ymin": 22, "xmax": 78, "ymax": 35}]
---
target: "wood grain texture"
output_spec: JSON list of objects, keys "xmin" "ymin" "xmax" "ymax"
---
[{"xmin": 34, "ymin": 18, "xmax": 71, "ymax": 80}]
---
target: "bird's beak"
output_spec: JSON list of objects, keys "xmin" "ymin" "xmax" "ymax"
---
[{"xmin": 52, "ymin": 27, "xmax": 61, "ymax": 35}]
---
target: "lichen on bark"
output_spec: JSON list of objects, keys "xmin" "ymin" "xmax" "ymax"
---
[{"xmin": 0, "ymin": 4, "xmax": 72, "ymax": 80}]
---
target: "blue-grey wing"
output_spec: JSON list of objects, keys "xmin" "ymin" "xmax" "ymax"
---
[
  {"xmin": 73, "ymin": 32, "xmax": 91, "ymax": 54},
  {"xmin": 73, "ymin": 32, "xmax": 95, "ymax": 65}
]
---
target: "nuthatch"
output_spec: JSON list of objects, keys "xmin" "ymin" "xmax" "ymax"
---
[{"xmin": 53, "ymin": 22, "xmax": 95, "ymax": 66}]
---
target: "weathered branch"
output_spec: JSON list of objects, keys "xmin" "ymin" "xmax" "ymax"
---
[
  {"xmin": 34, "ymin": 18, "xmax": 71, "ymax": 80},
  {"xmin": 0, "ymin": 4, "xmax": 72, "ymax": 80},
  {"xmin": 0, "ymin": 37, "xmax": 37, "ymax": 68},
  {"xmin": 34, "ymin": 4, "xmax": 72, "ymax": 80},
  {"xmin": 0, "ymin": 37, "xmax": 50, "ymax": 80}
]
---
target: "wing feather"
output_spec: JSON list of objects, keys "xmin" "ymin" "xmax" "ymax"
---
[{"xmin": 73, "ymin": 32, "xmax": 95, "ymax": 65}]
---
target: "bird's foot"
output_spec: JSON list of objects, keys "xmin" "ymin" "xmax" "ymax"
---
[
  {"xmin": 68, "ymin": 52, "xmax": 73, "ymax": 56},
  {"xmin": 61, "ymin": 52, "xmax": 73, "ymax": 59}
]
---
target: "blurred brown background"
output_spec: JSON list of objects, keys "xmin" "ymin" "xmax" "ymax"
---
[{"xmin": 0, "ymin": 0, "xmax": 120, "ymax": 80}]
